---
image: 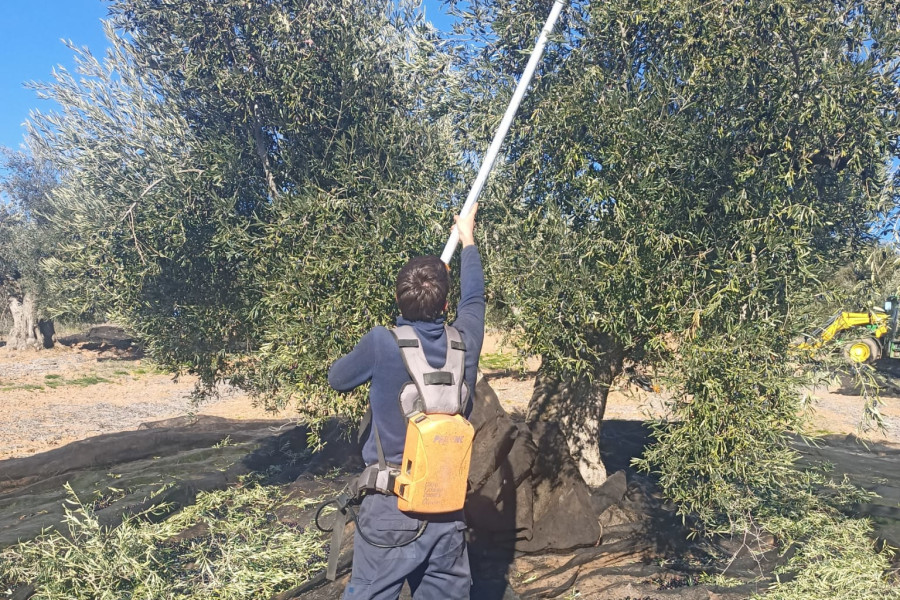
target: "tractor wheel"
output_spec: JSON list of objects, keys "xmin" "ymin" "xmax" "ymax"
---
[{"xmin": 842, "ymin": 338, "xmax": 881, "ymax": 364}]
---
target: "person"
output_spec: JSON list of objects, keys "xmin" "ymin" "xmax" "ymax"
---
[{"xmin": 328, "ymin": 204, "xmax": 484, "ymax": 600}]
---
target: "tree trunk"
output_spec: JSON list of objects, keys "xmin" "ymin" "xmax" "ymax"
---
[
  {"xmin": 6, "ymin": 292, "xmax": 55, "ymax": 350},
  {"xmin": 526, "ymin": 344, "xmax": 624, "ymax": 488}
]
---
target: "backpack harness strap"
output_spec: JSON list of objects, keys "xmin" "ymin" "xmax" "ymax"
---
[
  {"xmin": 392, "ymin": 325, "xmax": 467, "ymax": 417},
  {"xmin": 359, "ymin": 423, "xmax": 399, "ymax": 493}
]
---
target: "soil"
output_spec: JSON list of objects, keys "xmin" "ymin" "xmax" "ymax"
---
[
  {"xmin": 1, "ymin": 327, "xmax": 898, "ymax": 459},
  {"xmin": 0, "ymin": 327, "xmax": 273, "ymax": 461}
]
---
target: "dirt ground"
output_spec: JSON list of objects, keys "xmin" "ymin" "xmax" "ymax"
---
[
  {"xmin": 1, "ymin": 328, "xmax": 899, "ymax": 461},
  {"xmin": 0, "ymin": 344, "xmax": 273, "ymax": 461}
]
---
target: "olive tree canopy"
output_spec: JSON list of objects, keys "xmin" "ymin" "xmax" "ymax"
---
[
  {"xmin": 26, "ymin": 0, "xmax": 900, "ymax": 534},
  {"xmin": 447, "ymin": 0, "xmax": 899, "ymax": 524},
  {"xmin": 31, "ymin": 0, "xmax": 463, "ymax": 420}
]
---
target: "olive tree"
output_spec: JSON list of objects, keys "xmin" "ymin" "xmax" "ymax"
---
[
  {"xmin": 29, "ymin": 0, "xmax": 462, "ymax": 418},
  {"xmin": 28, "ymin": 0, "xmax": 900, "ymax": 534},
  {"xmin": 0, "ymin": 149, "xmax": 58, "ymax": 350},
  {"xmin": 448, "ymin": 0, "xmax": 899, "ymax": 525}
]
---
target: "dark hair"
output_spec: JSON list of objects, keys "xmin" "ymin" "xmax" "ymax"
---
[{"xmin": 396, "ymin": 255, "xmax": 449, "ymax": 321}]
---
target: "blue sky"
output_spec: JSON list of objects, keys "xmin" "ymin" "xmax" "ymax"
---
[
  {"xmin": 0, "ymin": 0, "xmax": 456, "ymax": 152},
  {"xmin": 0, "ymin": 0, "xmax": 109, "ymax": 151}
]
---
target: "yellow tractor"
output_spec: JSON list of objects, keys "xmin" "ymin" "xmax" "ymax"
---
[{"xmin": 799, "ymin": 296, "xmax": 900, "ymax": 364}]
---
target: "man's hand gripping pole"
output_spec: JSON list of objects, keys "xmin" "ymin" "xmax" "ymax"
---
[{"xmin": 440, "ymin": 0, "xmax": 567, "ymax": 265}]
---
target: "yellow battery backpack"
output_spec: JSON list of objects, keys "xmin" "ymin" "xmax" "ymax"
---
[
  {"xmin": 319, "ymin": 325, "xmax": 474, "ymax": 580},
  {"xmin": 390, "ymin": 325, "xmax": 474, "ymax": 512},
  {"xmin": 354, "ymin": 325, "xmax": 474, "ymax": 512}
]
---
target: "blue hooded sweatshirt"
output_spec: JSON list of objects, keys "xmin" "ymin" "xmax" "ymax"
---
[{"xmin": 328, "ymin": 245, "xmax": 485, "ymax": 466}]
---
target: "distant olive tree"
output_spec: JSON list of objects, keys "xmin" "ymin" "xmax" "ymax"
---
[
  {"xmin": 0, "ymin": 149, "xmax": 57, "ymax": 350},
  {"xmin": 818, "ymin": 245, "xmax": 900, "ymax": 316},
  {"xmin": 448, "ymin": 0, "xmax": 899, "ymax": 527}
]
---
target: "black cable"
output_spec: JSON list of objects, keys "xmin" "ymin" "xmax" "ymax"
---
[
  {"xmin": 315, "ymin": 495, "xmax": 428, "ymax": 549},
  {"xmin": 345, "ymin": 502, "xmax": 428, "ymax": 549},
  {"xmin": 314, "ymin": 497, "xmax": 341, "ymax": 532}
]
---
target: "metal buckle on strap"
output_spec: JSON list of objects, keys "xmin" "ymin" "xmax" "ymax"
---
[
  {"xmin": 358, "ymin": 464, "xmax": 399, "ymax": 495},
  {"xmin": 375, "ymin": 469, "xmax": 397, "ymax": 494}
]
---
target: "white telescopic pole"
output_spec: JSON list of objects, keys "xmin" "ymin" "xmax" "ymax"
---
[{"xmin": 440, "ymin": 0, "xmax": 566, "ymax": 264}]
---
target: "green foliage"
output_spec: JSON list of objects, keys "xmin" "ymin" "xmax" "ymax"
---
[
  {"xmin": 0, "ymin": 480, "xmax": 327, "ymax": 599},
  {"xmin": 23, "ymin": 0, "xmax": 900, "ymax": 543},
  {"xmin": 30, "ymin": 0, "xmax": 462, "ymax": 420},
  {"xmin": 452, "ymin": 0, "xmax": 900, "ymax": 530},
  {"xmin": 480, "ymin": 351, "xmax": 525, "ymax": 371},
  {"xmin": 31, "ymin": 373, "xmax": 116, "ymax": 390},
  {"xmin": 795, "ymin": 245, "xmax": 900, "ymax": 335},
  {"xmin": 69, "ymin": 375, "xmax": 112, "ymax": 387},
  {"xmin": 0, "ymin": 383, "xmax": 45, "ymax": 392},
  {"xmin": 754, "ymin": 514, "xmax": 900, "ymax": 600},
  {"xmin": 4, "ymin": 3, "xmax": 900, "ymax": 593},
  {"xmin": 0, "ymin": 149, "xmax": 58, "ymax": 312},
  {"xmin": 634, "ymin": 333, "xmax": 807, "ymax": 533}
]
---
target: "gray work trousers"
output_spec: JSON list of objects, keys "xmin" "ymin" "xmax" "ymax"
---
[{"xmin": 342, "ymin": 494, "xmax": 471, "ymax": 600}]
